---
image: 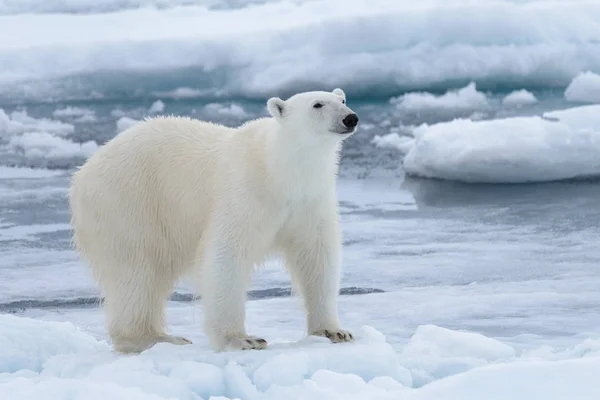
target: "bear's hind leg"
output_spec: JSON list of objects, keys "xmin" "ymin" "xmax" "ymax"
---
[{"xmin": 99, "ymin": 261, "xmax": 192, "ymax": 353}]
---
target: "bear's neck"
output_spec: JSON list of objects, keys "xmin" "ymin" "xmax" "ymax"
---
[{"xmin": 265, "ymin": 126, "xmax": 341, "ymax": 199}]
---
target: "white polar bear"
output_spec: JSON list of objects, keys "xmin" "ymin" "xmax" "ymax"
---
[{"xmin": 69, "ymin": 88, "xmax": 359, "ymax": 353}]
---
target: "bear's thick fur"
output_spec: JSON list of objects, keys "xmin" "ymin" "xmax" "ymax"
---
[{"xmin": 69, "ymin": 89, "xmax": 359, "ymax": 353}]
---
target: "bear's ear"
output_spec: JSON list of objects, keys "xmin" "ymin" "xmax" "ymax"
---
[
  {"xmin": 332, "ymin": 88, "xmax": 346, "ymax": 101},
  {"xmin": 267, "ymin": 97, "xmax": 286, "ymax": 120}
]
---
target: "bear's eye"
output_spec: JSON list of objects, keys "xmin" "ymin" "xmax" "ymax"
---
[
  {"xmin": 342, "ymin": 100, "xmax": 346, "ymax": 104},
  {"xmin": 313, "ymin": 103, "xmax": 323, "ymax": 109}
]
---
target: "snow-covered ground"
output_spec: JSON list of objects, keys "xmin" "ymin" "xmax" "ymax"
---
[
  {"xmin": 2, "ymin": 167, "xmax": 600, "ymax": 399},
  {"xmin": 3, "ymin": 312, "xmax": 600, "ymax": 400},
  {"xmin": 2, "ymin": 1, "xmax": 600, "ymax": 398}
]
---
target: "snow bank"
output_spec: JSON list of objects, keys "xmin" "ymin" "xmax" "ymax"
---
[
  {"xmin": 0, "ymin": 108, "xmax": 98, "ymax": 168},
  {"xmin": 1, "ymin": 0, "xmax": 600, "ymax": 100},
  {"xmin": 1, "ymin": 314, "xmax": 600, "ymax": 399},
  {"xmin": 564, "ymin": 71, "xmax": 600, "ymax": 103},
  {"xmin": 402, "ymin": 105, "xmax": 600, "ymax": 183},
  {"xmin": 502, "ymin": 89, "xmax": 538, "ymax": 107},
  {"xmin": 391, "ymin": 83, "xmax": 489, "ymax": 112}
]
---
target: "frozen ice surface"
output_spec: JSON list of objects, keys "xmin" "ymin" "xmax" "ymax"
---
[
  {"xmin": 390, "ymin": 83, "xmax": 489, "ymax": 112},
  {"xmin": 402, "ymin": 104, "xmax": 600, "ymax": 183},
  {"xmin": 1, "ymin": 313, "xmax": 600, "ymax": 400},
  {"xmin": 564, "ymin": 71, "xmax": 600, "ymax": 103},
  {"xmin": 501, "ymin": 89, "xmax": 538, "ymax": 107},
  {"xmin": 1, "ymin": 0, "xmax": 600, "ymax": 99}
]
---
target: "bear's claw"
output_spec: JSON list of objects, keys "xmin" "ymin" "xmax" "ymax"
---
[
  {"xmin": 227, "ymin": 335, "xmax": 268, "ymax": 350},
  {"xmin": 313, "ymin": 329, "xmax": 354, "ymax": 343},
  {"xmin": 157, "ymin": 335, "xmax": 193, "ymax": 346}
]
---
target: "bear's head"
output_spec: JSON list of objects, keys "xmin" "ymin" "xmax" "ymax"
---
[{"xmin": 266, "ymin": 88, "xmax": 359, "ymax": 141}]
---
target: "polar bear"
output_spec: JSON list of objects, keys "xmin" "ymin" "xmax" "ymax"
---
[{"xmin": 69, "ymin": 88, "xmax": 359, "ymax": 353}]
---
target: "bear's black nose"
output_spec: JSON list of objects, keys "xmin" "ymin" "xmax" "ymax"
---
[{"xmin": 342, "ymin": 113, "xmax": 359, "ymax": 129}]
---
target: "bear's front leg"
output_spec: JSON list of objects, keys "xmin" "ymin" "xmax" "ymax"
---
[
  {"xmin": 201, "ymin": 234, "xmax": 268, "ymax": 352},
  {"xmin": 282, "ymin": 201, "xmax": 353, "ymax": 344}
]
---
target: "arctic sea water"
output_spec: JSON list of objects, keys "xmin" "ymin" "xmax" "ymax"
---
[{"xmin": 1, "ymin": 1, "xmax": 600, "ymax": 399}]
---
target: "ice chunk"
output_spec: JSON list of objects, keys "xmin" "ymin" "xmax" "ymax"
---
[
  {"xmin": 413, "ymin": 357, "xmax": 600, "ymax": 400},
  {"xmin": 203, "ymin": 103, "xmax": 248, "ymax": 119},
  {"xmin": 391, "ymin": 83, "xmax": 488, "ymax": 112},
  {"xmin": 8, "ymin": 132, "xmax": 98, "ymax": 166},
  {"xmin": 403, "ymin": 105, "xmax": 600, "ymax": 183},
  {"xmin": 148, "ymin": 100, "xmax": 165, "ymax": 114},
  {"xmin": 400, "ymin": 325, "xmax": 515, "ymax": 386},
  {"xmin": 0, "ymin": 314, "xmax": 106, "ymax": 374},
  {"xmin": 502, "ymin": 89, "xmax": 538, "ymax": 107},
  {"xmin": 372, "ymin": 133, "xmax": 414, "ymax": 154},
  {"xmin": 564, "ymin": 71, "xmax": 600, "ymax": 103},
  {"xmin": 0, "ymin": 109, "xmax": 73, "ymax": 138}
]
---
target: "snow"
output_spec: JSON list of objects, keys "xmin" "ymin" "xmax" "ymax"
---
[
  {"xmin": 1, "ymin": 313, "xmax": 600, "ymax": 400},
  {"xmin": 564, "ymin": 71, "xmax": 600, "ymax": 103},
  {"xmin": 402, "ymin": 104, "xmax": 600, "ymax": 183},
  {"xmin": 1, "ymin": 0, "xmax": 600, "ymax": 99},
  {"xmin": 390, "ymin": 83, "xmax": 489, "ymax": 112},
  {"xmin": 502, "ymin": 89, "xmax": 538, "ymax": 107}
]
